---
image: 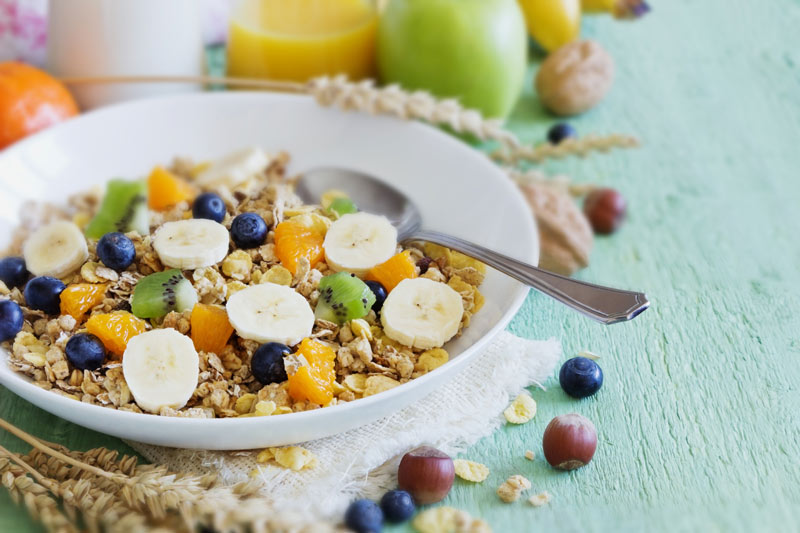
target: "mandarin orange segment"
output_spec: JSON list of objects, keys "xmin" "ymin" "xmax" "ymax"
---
[
  {"xmin": 366, "ymin": 251, "xmax": 417, "ymax": 292},
  {"xmin": 190, "ymin": 303, "xmax": 234, "ymax": 354},
  {"xmin": 59, "ymin": 283, "xmax": 108, "ymax": 321},
  {"xmin": 147, "ymin": 166, "xmax": 195, "ymax": 211},
  {"xmin": 85, "ymin": 311, "xmax": 147, "ymax": 357},
  {"xmin": 287, "ymin": 338, "xmax": 336, "ymax": 405},
  {"xmin": 274, "ymin": 220, "xmax": 325, "ymax": 275}
]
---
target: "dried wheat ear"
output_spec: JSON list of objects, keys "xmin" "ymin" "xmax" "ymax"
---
[
  {"xmin": 0, "ymin": 417, "xmax": 343, "ymax": 533},
  {"xmin": 305, "ymin": 76, "xmax": 639, "ymax": 164}
]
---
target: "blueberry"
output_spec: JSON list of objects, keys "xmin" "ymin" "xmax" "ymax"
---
[
  {"xmin": 344, "ymin": 499, "xmax": 383, "ymax": 533},
  {"xmin": 65, "ymin": 333, "xmax": 106, "ymax": 371},
  {"xmin": 24, "ymin": 276, "xmax": 66, "ymax": 315},
  {"xmin": 96, "ymin": 232, "xmax": 136, "ymax": 271},
  {"xmin": 365, "ymin": 281, "xmax": 387, "ymax": 313},
  {"xmin": 559, "ymin": 356, "xmax": 603, "ymax": 398},
  {"xmin": 193, "ymin": 193, "xmax": 227, "ymax": 223},
  {"xmin": 0, "ymin": 257, "xmax": 28, "ymax": 288},
  {"xmin": 379, "ymin": 490, "xmax": 415, "ymax": 523},
  {"xmin": 251, "ymin": 342, "xmax": 290, "ymax": 384},
  {"xmin": 230, "ymin": 213, "xmax": 268, "ymax": 249},
  {"xmin": 0, "ymin": 300, "xmax": 24, "ymax": 342},
  {"xmin": 547, "ymin": 123, "xmax": 577, "ymax": 145}
]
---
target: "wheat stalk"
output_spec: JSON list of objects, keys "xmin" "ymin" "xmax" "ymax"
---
[
  {"xmin": 493, "ymin": 133, "xmax": 640, "ymax": 164},
  {"xmin": 0, "ymin": 417, "xmax": 343, "ymax": 532},
  {"xmin": 59, "ymin": 74, "xmax": 638, "ymax": 163}
]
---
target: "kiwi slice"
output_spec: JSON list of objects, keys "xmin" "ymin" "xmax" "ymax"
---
[
  {"xmin": 328, "ymin": 197, "xmax": 358, "ymax": 217},
  {"xmin": 315, "ymin": 272, "xmax": 376, "ymax": 325},
  {"xmin": 130, "ymin": 269, "xmax": 198, "ymax": 319},
  {"xmin": 85, "ymin": 179, "xmax": 149, "ymax": 239}
]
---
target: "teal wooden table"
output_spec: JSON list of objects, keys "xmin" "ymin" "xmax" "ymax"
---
[{"xmin": 2, "ymin": 0, "xmax": 799, "ymax": 530}]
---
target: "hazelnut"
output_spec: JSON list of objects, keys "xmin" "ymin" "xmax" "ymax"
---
[
  {"xmin": 397, "ymin": 446, "xmax": 455, "ymax": 504},
  {"xmin": 542, "ymin": 413, "xmax": 597, "ymax": 470},
  {"xmin": 583, "ymin": 188, "xmax": 627, "ymax": 234},
  {"xmin": 535, "ymin": 40, "xmax": 615, "ymax": 116}
]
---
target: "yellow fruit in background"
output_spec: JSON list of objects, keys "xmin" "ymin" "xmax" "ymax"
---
[{"xmin": 517, "ymin": 0, "xmax": 581, "ymax": 52}]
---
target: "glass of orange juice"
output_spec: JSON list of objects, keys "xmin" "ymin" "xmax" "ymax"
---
[{"xmin": 227, "ymin": 0, "xmax": 378, "ymax": 82}]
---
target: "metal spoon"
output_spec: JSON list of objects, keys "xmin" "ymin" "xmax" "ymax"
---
[{"xmin": 296, "ymin": 168, "xmax": 649, "ymax": 324}]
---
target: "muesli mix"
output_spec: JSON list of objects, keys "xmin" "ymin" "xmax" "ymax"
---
[{"xmin": 0, "ymin": 148, "xmax": 485, "ymax": 418}]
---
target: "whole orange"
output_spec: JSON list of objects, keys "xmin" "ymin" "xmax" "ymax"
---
[{"xmin": 0, "ymin": 62, "xmax": 79, "ymax": 149}]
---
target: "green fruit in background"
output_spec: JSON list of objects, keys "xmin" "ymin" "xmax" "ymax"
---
[{"xmin": 378, "ymin": 0, "xmax": 528, "ymax": 119}]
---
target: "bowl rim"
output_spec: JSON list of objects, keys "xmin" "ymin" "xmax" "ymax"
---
[{"xmin": 0, "ymin": 90, "xmax": 536, "ymax": 432}]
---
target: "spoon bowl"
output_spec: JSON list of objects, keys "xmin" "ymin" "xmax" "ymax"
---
[{"xmin": 298, "ymin": 167, "xmax": 650, "ymax": 325}]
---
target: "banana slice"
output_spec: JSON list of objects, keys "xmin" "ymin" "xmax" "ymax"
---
[
  {"xmin": 23, "ymin": 220, "xmax": 88, "ymax": 278},
  {"xmin": 153, "ymin": 219, "xmax": 230, "ymax": 270},
  {"xmin": 323, "ymin": 213, "xmax": 397, "ymax": 276},
  {"xmin": 381, "ymin": 278, "xmax": 464, "ymax": 350},
  {"xmin": 195, "ymin": 147, "xmax": 269, "ymax": 189},
  {"xmin": 122, "ymin": 329, "xmax": 199, "ymax": 414},
  {"xmin": 226, "ymin": 283, "xmax": 314, "ymax": 345}
]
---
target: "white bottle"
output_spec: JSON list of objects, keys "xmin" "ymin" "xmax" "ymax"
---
[{"xmin": 46, "ymin": 0, "xmax": 204, "ymax": 110}]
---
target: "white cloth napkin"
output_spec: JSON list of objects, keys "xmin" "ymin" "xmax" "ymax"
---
[{"xmin": 127, "ymin": 331, "xmax": 560, "ymax": 519}]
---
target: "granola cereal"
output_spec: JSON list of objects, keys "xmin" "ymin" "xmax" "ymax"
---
[
  {"xmin": 0, "ymin": 148, "xmax": 486, "ymax": 418},
  {"xmin": 528, "ymin": 491, "xmax": 552, "ymax": 507},
  {"xmin": 496, "ymin": 475, "xmax": 531, "ymax": 503},
  {"xmin": 412, "ymin": 506, "xmax": 492, "ymax": 533}
]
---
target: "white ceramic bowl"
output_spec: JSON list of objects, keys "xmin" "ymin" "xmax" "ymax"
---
[{"xmin": 0, "ymin": 92, "xmax": 538, "ymax": 449}]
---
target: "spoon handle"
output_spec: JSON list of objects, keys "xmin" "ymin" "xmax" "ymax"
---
[{"xmin": 408, "ymin": 230, "xmax": 649, "ymax": 325}]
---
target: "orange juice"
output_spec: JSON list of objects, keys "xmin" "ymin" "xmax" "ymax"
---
[{"xmin": 227, "ymin": 0, "xmax": 378, "ymax": 82}]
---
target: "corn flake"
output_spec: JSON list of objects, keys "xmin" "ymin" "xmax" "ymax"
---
[
  {"xmin": 503, "ymin": 393, "xmax": 537, "ymax": 424},
  {"xmin": 262, "ymin": 265, "xmax": 293, "ymax": 286},
  {"xmin": 363, "ymin": 375, "xmax": 401, "ymax": 397},
  {"xmin": 290, "ymin": 213, "xmax": 331, "ymax": 236},
  {"xmin": 349, "ymin": 318, "xmax": 372, "ymax": 340},
  {"xmin": 226, "ymin": 280, "xmax": 247, "ymax": 296},
  {"xmin": 253, "ymin": 400, "xmax": 277, "ymax": 416},
  {"xmin": 222, "ymin": 250, "xmax": 253, "ymax": 281},
  {"xmin": 234, "ymin": 393, "xmax": 257, "ymax": 414},
  {"xmin": 272, "ymin": 446, "xmax": 317, "ymax": 471},
  {"xmin": 256, "ymin": 448, "xmax": 274, "ymax": 463},
  {"xmin": 449, "ymin": 251, "xmax": 487, "ymax": 274},
  {"xmin": 453, "ymin": 459, "xmax": 490, "ymax": 483},
  {"xmin": 416, "ymin": 348, "xmax": 449, "ymax": 373},
  {"xmin": 423, "ymin": 242, "xmax": 452, "ymax": 264},
  {"xmin": 344, "ymin": 374, "xmax": 367, "ymax": 394}
]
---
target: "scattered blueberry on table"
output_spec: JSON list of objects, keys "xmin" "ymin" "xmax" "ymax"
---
[
  {"xmin": 23, "ymin": 276, "xmax": 66, "ymax": 315},
  {"xmin": 380, "ymin": 490, "xmax": 416, "ymax": 523},
  {"xmin": 230, "ymin": 212, "xmax": 268, "ymax": 248},
  {"xmin": 344, "ymin": 498, "xmax": 384, "ymax": 533},
  {"xmin": 251, "ymin": 342, "xmax": 291, "ymax": 384},
  {"xmin": 96, "ymin": 232, "xmax": 136, "ymax": 271},
  {"xmin": 559, "ymin": 356, "xmax": 603, "ymax": 398},
  {"xmin": 364, "ymin": 280, "xmax": 387, "ymax": 313},
  {"xmin": 65, "ymin": 333, "xmax": 107, "ymax": 371},
  {"xmin": 547, "ymin": 122, "xmax": 577, "ymax": 145},
  {"xmin": 0, "ymin": 300, "xmax": 24, "ymax": 342},
  {"xmin": 193, "ymin": 192, "xmax": 227, "ymax": 223},
  {"xmin": 0, "ymin": 256, "xmax": 28, "ymax": 288}
]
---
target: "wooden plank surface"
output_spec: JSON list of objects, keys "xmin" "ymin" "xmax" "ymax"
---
[{"xmin": 2, "ymin": 0, "xmax": 800, "ymax": 530}]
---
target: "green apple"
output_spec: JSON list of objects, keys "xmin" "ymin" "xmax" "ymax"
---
[{"xmin": 378, "ymin": 0, "xmax": 528, "ymax": 119}]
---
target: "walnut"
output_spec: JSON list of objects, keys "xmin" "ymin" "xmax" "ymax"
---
[
  {"xmin": 535, "ymin": 40, "xmax": 614, "ymax": 116},
  {"xmin": 519, "ymin": 182, "xmax": 593, "ymax": 276}
]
